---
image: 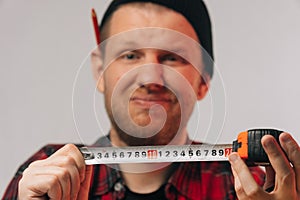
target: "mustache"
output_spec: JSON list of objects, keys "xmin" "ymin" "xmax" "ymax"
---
[{"xmin": 130, "ymin": 85, "xmax": 178, "ymax": 103}]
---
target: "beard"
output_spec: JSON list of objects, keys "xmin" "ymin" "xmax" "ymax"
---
[
  {"xmin": 110, "ymin": 112, "xmax": 182, "ymax": 146},
  {"xmin": 103, "ymin": 78, "xmax": 197, "ymax": 146},
  {"xmin": 106, "ymin": 92, "xmax": 186, "ymax": 146}
]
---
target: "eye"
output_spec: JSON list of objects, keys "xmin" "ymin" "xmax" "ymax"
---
[
  {"xmin": 160, "ymin": 54, "xmax": 188, "ymax": 65},
  {"xmin": 120, "ymin": 51, "xmax": 140, "ymax": 60},
  {"xmin": 164, "ymin": 55, "xmax": 177, "ymax": 61}
]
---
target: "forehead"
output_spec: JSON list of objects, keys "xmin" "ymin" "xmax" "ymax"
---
[{"xmin": 107, "ymin": 3, "xmax": 199, "ymax": 42}]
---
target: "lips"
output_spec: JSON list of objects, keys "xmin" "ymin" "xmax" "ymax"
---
[{"xmin": 130, "ymin": 95, "xmax": 174, "ymax": 108}]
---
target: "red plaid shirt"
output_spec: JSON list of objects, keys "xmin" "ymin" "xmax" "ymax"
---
[{"xmin": 3, "ymin": 139, "xmax": 265, "ymax": 200}]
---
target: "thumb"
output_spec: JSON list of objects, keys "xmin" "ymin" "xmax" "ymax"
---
[{"xmin": 77, "ymin": 165, "xmax": 93, "ymax": 199}]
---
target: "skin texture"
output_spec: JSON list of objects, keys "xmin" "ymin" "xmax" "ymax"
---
[{"xmin": 18, "ymin": 2, "xmax": 300, "ymax": 199}]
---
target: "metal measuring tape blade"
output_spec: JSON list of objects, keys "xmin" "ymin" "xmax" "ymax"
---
[{"xmin": 80, "ymin": 129, "xmax": 283, "ymax": 166}]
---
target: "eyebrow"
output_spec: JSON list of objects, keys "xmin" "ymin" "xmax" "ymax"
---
[
  {"xmin": 115, "ymin": 41, "xmax": 189, "ymax": 52},
  {"xmin": 107, "ymin": 36, "xmax": 195, "ymax": 56}
]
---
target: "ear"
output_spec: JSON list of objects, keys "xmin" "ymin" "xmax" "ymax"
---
[
  {"xmin": 91, "ymin": 47, "xmax": 105, "ymax": 92},
  {"xmin": 197, "ymin": 73, "xmax": 210, "ymax": 100}
]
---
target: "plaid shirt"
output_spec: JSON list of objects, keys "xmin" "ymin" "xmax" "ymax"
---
[{"xmin": 3, "ymin": 139, "xmax": 265, "ymax": 200}]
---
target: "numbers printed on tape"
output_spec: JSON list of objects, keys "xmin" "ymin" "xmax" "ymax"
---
[
  {"xmin": 80, "ymin": 144, "xmax": 233, "ymax": 165},
  {"xmin": 79, "ymin": 129, "xmax": 283, "ymax": 165}
]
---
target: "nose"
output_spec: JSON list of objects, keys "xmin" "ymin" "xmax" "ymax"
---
[{"xmin": 136, "ymin": 60, "xmax": 164, "ymax": 91}]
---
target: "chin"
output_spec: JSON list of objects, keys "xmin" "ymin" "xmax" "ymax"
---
[{"xmin": 117, "ymin": 128, "xmax": 176, "ymax": 146}]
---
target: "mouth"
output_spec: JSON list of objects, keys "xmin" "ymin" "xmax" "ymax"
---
[{"xmin": 130, "ymin": 96, "xmax": 174, "ymax": 108}]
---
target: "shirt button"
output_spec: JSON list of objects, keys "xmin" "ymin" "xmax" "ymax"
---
[{"xmin": 114, "ymin": 182, "xmax": 124, "ymax": 192}]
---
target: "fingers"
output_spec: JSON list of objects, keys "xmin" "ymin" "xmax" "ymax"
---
[
  {"xmin": 261, "ymin": 135, "xmax": 296, "ymax": 192},
  {"xmin": 51, "ymin": 144, "xmax": 86, "ymax": 182},
  {"xmin": 263, "ymin": 165, "xmax": 275, "ymax": 191},
  {"xmin": 279, "ymin": 133, "xmax": 300, "ymax": 192},
  {"xmin": 77, "ymin": 165, "xmax": 94, "ymax": 199},
  {"xmin": 229, "ymin": 133, "xmax": 300, "ymax": 199},
  {"xmin": 261, "ymin": 134, "xmax": 300, "ymax": 199},
  {"xmin": 19, "ymin": 168, "xmax": 65, "ymax": 199},
  {"xmin": 18, "ymin": 144, "xmax": 87, "ymax": 200},
  {"xmin": 231, "ymin": 166, "xmax": 247, "ymax": 199},
  {"xmin": 29, "ymin": 157, "xmax": 81, "ymax": 199},
  {"xmin": 229, "ymin": 153, "xmax": 269, "ymax": 199}
]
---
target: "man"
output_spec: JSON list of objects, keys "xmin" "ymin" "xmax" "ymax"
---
[{"xmin": 3, "ymin": 0, "xmax": 300, "ymax": 199}]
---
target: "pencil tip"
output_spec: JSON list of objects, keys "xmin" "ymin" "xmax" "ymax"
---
[{"xmin": 91, "ymin": 8, "xmax": 96, "ymax": 17}]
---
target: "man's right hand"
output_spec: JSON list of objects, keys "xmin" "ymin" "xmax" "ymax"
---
[{"xmin": 18, "ymin": 144, "xmax": 93, "ymax": 200}]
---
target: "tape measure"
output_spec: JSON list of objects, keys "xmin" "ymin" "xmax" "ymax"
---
[{"xmin": 80, "ymin": 129, "xmax": 282, "ymax": 166}]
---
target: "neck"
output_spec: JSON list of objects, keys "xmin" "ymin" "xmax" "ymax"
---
[
  {"xmin": 109, "ymin": 126, "xmax": 188, "ymax": 147},
  {"xmin": 120, "ymin": 163, "xmax": 175, "ymax": 194},
  {"xmin": 109, "ymin": 126, "xmax": 187, "ymax": 193}
]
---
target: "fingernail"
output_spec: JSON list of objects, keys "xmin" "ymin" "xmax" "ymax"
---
[
  {"xmin": 281, "ymin": 133, "xmax": 291, "ymax": 143},
  {"xmin": 263, "ymin": 137, "xmax": 275, "ymax": 150},
  {"xmin": 229, "ymin": 153, "xmax": 238, "ymax": 163}
]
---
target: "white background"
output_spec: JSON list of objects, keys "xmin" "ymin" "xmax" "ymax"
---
[{"xmin": 1, "ymin": 0, "xmax": 300, "ymax": 196}]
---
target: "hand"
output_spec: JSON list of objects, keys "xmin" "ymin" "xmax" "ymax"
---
[
  {"xmin": 229, "ymin": 132, "xmax": 300, "ymax": 200},
  {"xmin": 18, "ymin": 144, "xmax": 93, "ymax": 200}
]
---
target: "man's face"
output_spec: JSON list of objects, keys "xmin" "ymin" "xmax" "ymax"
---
[{"xmin": 97, "ymin": 4, "xmax": 209, "ymax": 146}]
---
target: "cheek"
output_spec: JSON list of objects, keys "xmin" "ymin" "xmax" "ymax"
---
[
  {"xmin": 102, "ymin": 66, "xmax": 123, "ymax": 92},
  {"xmin": 181, "ymin": 70, "xmax": 202, "ymax": 91}
]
